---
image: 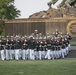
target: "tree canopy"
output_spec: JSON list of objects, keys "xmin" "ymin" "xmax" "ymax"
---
[
  {"xmin": 0, "ymin": 0, "xmax": 21, "ymax": 35},
  {"xmin": 0, "ymin": 0, "xmax": 20, "ymax": 20}
]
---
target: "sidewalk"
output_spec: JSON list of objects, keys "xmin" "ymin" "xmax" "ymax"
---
[{"xmin": 71, "ymin": 46, "xmax": 76, "ymax": 50}]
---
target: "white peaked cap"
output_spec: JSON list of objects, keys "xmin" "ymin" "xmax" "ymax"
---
[{"xmin": 35, "ymin": 30, "xmax": 38, "ymax": 32}]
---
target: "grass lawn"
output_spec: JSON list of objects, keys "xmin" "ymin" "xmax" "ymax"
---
[{"xmin": 0, "ymin": 59, "xmax": 76, "ymax": 75}]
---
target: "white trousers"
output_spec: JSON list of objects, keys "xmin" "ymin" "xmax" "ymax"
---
[
  {"xmin": 19, "ymin": 49, "xmax": 22, "ymax": 59},
  {"xmin": 45, "ymin": 50, "xmax": 51, "ymax": 59},
  {"xmin": 9, "ymin": 49, "xmax": 13, "ymax": 60},
  {"xmin": 34, "ymin": 51, "xmax": 39, "ymax": 60},
  {"xmin": 1, "ymin": 50, "xmax": 5, "ymax": 60},
  {"xmin": 15, "ymin": 49, "xmax": 19, "ymax": 60},
  {"xmin": 25, "ymin": 49, "xmax": 29, "ymax": 59},
  {"xmin": 50, "ymin": 50, "xmax": 53, "ymax": 59},
  {"xmin": 52, "ymin": 51, "xmax": 56, "ymax": 59},
  {"xmin": 39, "ymin": 51, "xmax": 41, "ymax": 60},
  {"xmin": 41, "ymin": 51, "xmax": 45, "ymax": 59},
  {"xmin": 32, "ymin": 50, "xmax": 35, "ymax": 60},
  {"xmin": 55, "ymin": 50, "xmax": 60, "ymax": 59},
  {"xmin": 5, "ymin": 49, "xmax": 10, "ymax": 60},
  {"xmin": 29, "ymin": 49, "xmax": 34, "ymax": 60},
  {"xmin": 61, "ymin": 49, "xmax": 65, "ymax": 58},
  {"xmin": 5, "ymin": 49, "xmax": 14, "ymax": 60},
  {"xmin": 66, "ymin": 47, "xmax": 69, "ymax": 55},
  {"xmin": 11, "ymin": 50, "xmax": 15, "ymax": 59},
  {"xmin": 22, "ymin": 49, "xmax": 26, "ymax": 60},
  {"xmin": 58, "ymin": 50, "xmax": 61, "ymax": 58}
]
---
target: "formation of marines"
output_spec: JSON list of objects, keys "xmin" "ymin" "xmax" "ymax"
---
[{"xmin": 0, "ymin": 29, "xmax": 71, "ymax": 60}]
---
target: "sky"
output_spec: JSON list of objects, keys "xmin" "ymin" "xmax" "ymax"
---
[{"xmin": 14, "ymin": 0, "xmax": 63, "ymax": 18}]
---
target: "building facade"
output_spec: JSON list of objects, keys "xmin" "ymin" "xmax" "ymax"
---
[{"xmin": 5, "ymin": 18, "xmax": 76, "ymax": 37}]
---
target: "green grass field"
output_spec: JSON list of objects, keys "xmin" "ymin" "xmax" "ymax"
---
[{"xmin": 0, "ymin": 59, "xmax": 76, "ymax": 75}]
